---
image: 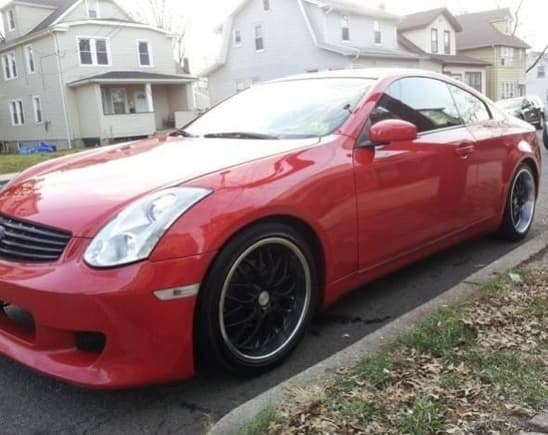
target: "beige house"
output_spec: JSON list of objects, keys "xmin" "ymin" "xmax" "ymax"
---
[
  {"xmin": 398, "ymin": 8, "xmax": 489, "ymax": 94},
  {"xmin": 456, "ymin": 8, "xmax": 529, "ymax": 101},
  {"xmin": 0, "ymin": 0, "xmax": 197, "ymax": 151}
]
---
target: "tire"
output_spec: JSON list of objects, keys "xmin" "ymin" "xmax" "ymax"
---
[
  {"xmin": 496, "ymin": 164, "xmax": 536, "ymax": 241},
  {"xmin": 543, "ymin": 124, "xmax": 548, "ymax": 151},
  {"xmin": 195, "ymin": 222, "xmax": 319, "ymax": 376}
]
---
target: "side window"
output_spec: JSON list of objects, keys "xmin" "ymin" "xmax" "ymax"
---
[
  {"xmin": 448, "ymin": 84, "xmax": 491, "ymax": 124},
  {"xmin": 368, "ymin": 77, "xmax": 463, "ymax": 133}
]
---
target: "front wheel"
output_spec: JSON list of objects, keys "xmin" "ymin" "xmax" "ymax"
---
[
  {"xmin": 195, "ymin": 223, "xmax": 318, "ymax": 376},
  {"xmin": 496, "ymin": 164, "xmax": 536, "ymax": 241}
]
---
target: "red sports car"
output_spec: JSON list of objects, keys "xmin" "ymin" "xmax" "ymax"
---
[{"xmin": 0, "ymin": 69, "xmax": 541, "ymax": 388}]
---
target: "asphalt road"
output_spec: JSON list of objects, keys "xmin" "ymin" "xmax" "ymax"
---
[{"xmin": 1, "ymin": 138, "xmax": 547, "ymax": 435}]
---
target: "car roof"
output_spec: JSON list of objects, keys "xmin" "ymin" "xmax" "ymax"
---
[{"xmin": 268, "ymin": 68, "xmax": 452, "ymax": 83}]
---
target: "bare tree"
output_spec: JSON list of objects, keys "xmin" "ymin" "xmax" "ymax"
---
[
  {"xmin": 124, "ymin": 0, "xmax": 187, "ymax": 66},
  {"xmin": 511, "ymin": 0, "xmax": 525, "ymax": 35}
]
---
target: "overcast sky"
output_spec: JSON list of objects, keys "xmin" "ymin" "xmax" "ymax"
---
[{"xmin": 1, "ymin": 0, "xmax": 546, "ymax": 60}]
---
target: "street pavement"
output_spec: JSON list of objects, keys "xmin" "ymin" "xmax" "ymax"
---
[{"xmin": 1, "ymin": 137, "xmax": 547, "ymax": 435}]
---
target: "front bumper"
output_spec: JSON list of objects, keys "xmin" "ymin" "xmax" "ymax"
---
[{"xmin": 0, "ymin": 237, "xmax": 216, "ymax": 389}]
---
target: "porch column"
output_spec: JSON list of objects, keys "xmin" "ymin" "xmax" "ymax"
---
[{"xmin": 145, "ymin": 83, "xmax": 154, "ymax": 112}]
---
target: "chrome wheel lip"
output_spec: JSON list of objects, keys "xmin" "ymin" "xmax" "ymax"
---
[
  {"xmin": 219, "ymin": 237, "xmax": 312, "ymax": 363},
  {"xmin": 510, "ymin": 168, "xmax": 536, "ymax": 234}
]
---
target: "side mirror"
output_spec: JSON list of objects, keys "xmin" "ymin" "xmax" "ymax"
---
[{"xmin": 369, "ymin": 119, "xmax": 418, "ymax": 144}]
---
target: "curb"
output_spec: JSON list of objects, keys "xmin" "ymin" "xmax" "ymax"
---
[
  {"xmin": 209, "ymin": 230, "xmax": 548, "ymax": 435},
  {"xmin": 0, "ymin": 173, "xmax": 17, "ymax": 186}
]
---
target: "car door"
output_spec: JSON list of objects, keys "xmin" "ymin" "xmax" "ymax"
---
[
  {"xmin": 353, "ymin": 77, "xmax": 477, "ymax": 270},
  {"xmin": 448, "ymin": 83, "xmax": 505, "ymax": 223},
  {"xmin": 521, "ymin": 99, "xmax": 537, "ymax": 124}
]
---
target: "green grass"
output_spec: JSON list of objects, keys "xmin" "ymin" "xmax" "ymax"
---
[
  {"xmin": 353, "ymin": 354, "xmax": 395, "ymax": 390},
  {"xmin": 396, "ymin": 397, "xmax": 445, "ymax": 435},
  {"xmin": 531, "ymin": 296, "xmax": 548, "ymax": 318},
  {"xmin": 239, "ymin": 407, "xmax": 278, "ymax": 435},
  {"xmin": 398, "ymin": 309, "xmax": 477, "ymax": 358},
  {"xmin": 0, "ymin": 149, "xmax": 85, "ymax": 175},
  {"xmin": 339, "ymin": 398, "xmax": 380, "ymax": 424},
  {"xmin": 477, "ymin": 350, "xmax": 548, "ymax": 405}
]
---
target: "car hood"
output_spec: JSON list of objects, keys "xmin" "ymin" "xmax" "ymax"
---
[{"xmin": 0, "ymin": 136, "xmax": 320, "ymax": 237}]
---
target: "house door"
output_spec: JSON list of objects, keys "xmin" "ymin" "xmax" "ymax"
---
[{"xmin": 134, "ymin": 91, "xmax": 148, "ymax": 113}]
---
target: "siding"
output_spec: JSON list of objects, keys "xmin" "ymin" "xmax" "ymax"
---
[{"xmin": 0, "ymin": 34, "xmax": 69, "ymax": 146}]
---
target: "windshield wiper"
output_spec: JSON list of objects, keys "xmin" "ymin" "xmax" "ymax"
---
[
  {"xmin": 203, "ymin": 132, "xmax": 280, "ymax": 140},
  {"xmin": 170, "ymin": 128, "xmax": 196, "ymax": 137}
]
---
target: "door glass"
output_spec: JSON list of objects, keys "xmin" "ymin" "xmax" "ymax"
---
[
  {"xmin": 448, "ymin": 84, "xmax": 491, "ymax": 124},
  {"xmin": 369, "ymin": 77, "xmax": 464, "ymax": 133}
]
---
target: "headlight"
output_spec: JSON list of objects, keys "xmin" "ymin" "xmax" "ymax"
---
[{"xmin": 84, "ymin": 187, "xmax": 212, "ymax": 268}]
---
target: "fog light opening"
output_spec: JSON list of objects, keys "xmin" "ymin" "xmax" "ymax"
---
[{"xmin": 75, "ymin": 332, "xmax": 106, "ymax": 353}]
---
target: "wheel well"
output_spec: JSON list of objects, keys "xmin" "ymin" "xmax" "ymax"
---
[{"xmin": 521, "ymin": 158, "xmax": 539, "ymax": 196}]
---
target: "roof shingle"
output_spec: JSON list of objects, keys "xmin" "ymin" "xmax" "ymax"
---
[
  {"xmin": 399, "ymin": 8, "xmax": 463, "ymax": 32},
  {"xmin": 456, "ymin": 8, "xmax": 530, "ymax": 50}
]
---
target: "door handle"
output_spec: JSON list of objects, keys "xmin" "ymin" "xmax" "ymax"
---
[{"xmin": 455, "ymin": 142, "xmax": 475, "ymax": 159}]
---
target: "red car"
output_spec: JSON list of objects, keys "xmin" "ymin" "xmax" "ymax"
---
[{"xmin": 0, "ymin": 69, "xmax": 541, "ymax": 389}]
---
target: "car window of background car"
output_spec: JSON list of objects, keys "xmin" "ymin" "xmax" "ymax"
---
[
  {"xmin": 185, "ymin": 78, "xmax": 374, "ymax": 139},
  {"xmin": 448, "ymin": 84, "xmax": 491, "ymax": 124},
  {"xmin": 368, "ymin": 77, "xmax": 464, "ymax": 133}
]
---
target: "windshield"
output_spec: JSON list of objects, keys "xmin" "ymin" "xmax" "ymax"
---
[
  {"xmin": 185, "ymin": 78, "xmax": 374, "ymax": 139},
  {"xmin": 496, "ymin": 98, "xmax": 522, "ymax": 110}
]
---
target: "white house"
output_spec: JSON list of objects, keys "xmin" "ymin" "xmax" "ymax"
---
[
  {"xmin": 203, "ymin": 0, "xmax": 422, "ymax": 104},
  {"xmin": 0, "ymin": 0, "xmax": 197, "ymax": 151},
  {"xmin": 398, "ymin": 8, "xmax": 489, "ymax": 94},
  {"xmin": 525, "ymin": 51, "xmax": 548, "ymax": 103}
]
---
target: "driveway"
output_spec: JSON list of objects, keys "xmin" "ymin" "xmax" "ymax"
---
[{"xmin": 1, "ymin": 138, "xmax": 547, "ymax": 435}]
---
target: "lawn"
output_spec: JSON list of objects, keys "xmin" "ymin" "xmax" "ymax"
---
[
  {"xmin": 0, "ymin": 149, "xmax": 85, "ymax": 175},
  {"xmin": 246, "ymin": 264, "xmax": 548, "ymax": 434}
]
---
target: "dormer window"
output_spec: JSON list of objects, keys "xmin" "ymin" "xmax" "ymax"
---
[
  {"xmin": 86, "ymin": 0, "xmax": 100, "ymax": 18},
  {"xmin": 505, "ymin": 15, "xmax": 512, "ymax": 34},
  {"xmin": 263, "ymin": 0, "xmax": 270, "ymax": 11},
  {"xmin": 431, "ymin": 28, "xmax": 438, "ymax": 53},
  {"xmin": 7, "ymin": 9, "xmax": 15, "ymax": 31},
  {"xmin": 373, "ymin": 21, "xmax": 382, "ymax": 45},
  {"xmin": 341, "ymin": 16, "xmax": 350, "ymax": 42},
  {"xmin": 443, "ymin": 30, "xmax": 451, "ymax": 54}
]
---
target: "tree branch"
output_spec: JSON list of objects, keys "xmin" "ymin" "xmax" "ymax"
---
[
  {"xmin": 526, "ymin": 45, "xmax": 548, "ymax": 73},
  {"xmin": 512, "ymin": 0, "xmax": 525, "ymax": 35}
]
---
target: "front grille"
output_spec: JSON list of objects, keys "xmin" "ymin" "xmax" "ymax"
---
[{"xmin": 0, "ymin": 214, "xmax": 71, "ymax": 262}]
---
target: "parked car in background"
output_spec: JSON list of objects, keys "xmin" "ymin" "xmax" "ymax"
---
[
  {"xmin": 528, "ymin": 95, "xmax": 546, "ymax": 124},
  {"xmin": 0, "ymin": 69, "xmax": 541, "ymax": 389},
  {"xmin": 496, "ymin": 96, "xmax": 544, "ymax": 129}
]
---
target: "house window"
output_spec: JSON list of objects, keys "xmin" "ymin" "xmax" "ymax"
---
[
  {"xmin": 443, "ymin": 30, "xmax": 451, "ymax": 54},
  {"xmin": 501, "ymin": 82, "xmax": 516, "ymax": 98},
  {"xmin": 464, "ymin": 72, "xmax": 482, "ymax": 92},
  {"xmin": 110, "ymin": 88, "xmax": 127, "ymax": 114},
  {"xmin": 86, "ymin": 0, "xmax": 100, "ymax": 18},
  {"xmin": 254, "ymin": 25, "xmax": 264, "ymax": 51},
  {"xmin": 500, "ymin": 47, "xmax": 514, "ymax": 66},
  {"xmin": 7, "ymin": 9, "xmax": 15, "ymax": 31},
  {"xmin": 341, "ymin": 16, "xmax": 350, "ymax": 42},
  {"xmin": 9, "ymin": 100, "xmax": 24, "ymax": 126},
  {"xmin": 2, "ymin": 52, "xmax": 17, "ymax": 80},
  {"xmin": 233, "ymin": 29, "xmax": 242, "ymax": 47},
  {"xmin": 78, "ymin": 38, "xmax": 109, "ymax": 65},
  {"xmin": 263, "ymin": 0, "xmax": 270, "ymax": 11},
  {"xmin": 373, "ymin": 21, "xmax": 382, "ymax": 45},
  {"xmin": 32, "ymin": 96, "xmax": 43, "ymax": 123},
  {"xmin": 24, "ymin": 45, "xmax": 35, "ymax": 74},
  {"xmin": 538, "ymin": 64, "xmax": 545, "ymax": 78},
  {"xmin": 431, "ymin": 28, "xmax": 438, "ymax": 53},
  {"xmin": 138, "ymin": 40, "xmax": 152, "ymax": 66}
]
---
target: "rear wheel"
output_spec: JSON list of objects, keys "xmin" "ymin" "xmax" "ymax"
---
[
  {"xmin": 497, "ymin": 164, "xmax": 536, "ymax": 241},
  {"xmin": 195, "ymin": 223, "xmax": 318, "ymax": 376}
]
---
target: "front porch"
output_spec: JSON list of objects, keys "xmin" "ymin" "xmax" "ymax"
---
[{"xmin": 68, "ymin": 71, "xmax": 198, "ymax": 144}]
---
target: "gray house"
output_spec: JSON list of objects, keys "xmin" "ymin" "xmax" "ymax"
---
[
  {"xmin": 0, "ymin": 0, "xmax": 197, "ymax": 151},
  {"xmin": 525, "ymin": 51, "xmax": 548, "ymax": 103},
  {"xmin": 203, "ymin": 0, "xmax": 421, "ymax": 104}
]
